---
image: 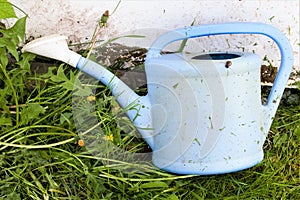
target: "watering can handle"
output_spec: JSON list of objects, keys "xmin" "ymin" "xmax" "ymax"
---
[{"xmin": 146, "ymin": 22, "xmax": 293, "ymax": 132}]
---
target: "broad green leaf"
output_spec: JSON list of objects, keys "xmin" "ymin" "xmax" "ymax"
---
[
  {"xmin": 50, "ymin": 65, "xmax": 79, "ymax": 91},
  {"xmin": 0, "ymin": 37, "xmax": 19, "ymax": 61},
  {"xmin": 73, "ymin": 86, "xmax": 93, "ymax": 97},
  {"xmin": 0, "ymin": 47, "xmax": 8, "ymax": 66},
  {"xmin": 0, "ymin": 116, "xmax": 12, "ymax": 126},
  {"xmin": 21, "ymin": 103, "xmax": 46, "ymax": 124},
  {"xmin": 73, "ymin": 74, "xmax": 93, "ymax": 96},
  {"xmin": 0, "ymin": 0, "xmax": 17, "ymax": 19},
  {"xmin": 17, "ymin": 52, "xmax": 36, "ymax": 71},
  {"xmin": 140, "ymin": 181, "xmax": 169, "ymax": 189},
  {"xmin": 50, "ymin": 65, "xmax": 69, "ymax": 83},
  {"xmin": 61, "ymin": 71, "xmax": 76, "ymax": 90},
  {"xmin": 60, "ymin": 112, "xmax": 72, "ymax": 125},
  {"xmin": 2, "ymin": 16, "xmax": 27, "ymax": 44},
  {"xmin": 10, "ymin": 16, "xmax": 27, "ymax": 43},
  {"xmin": 40, "ymin": 66, "xmax": 56, "ymax": 79},
  {"xmin": 167, "ymin": 193, "xmax": 179, "ymax": 200}
]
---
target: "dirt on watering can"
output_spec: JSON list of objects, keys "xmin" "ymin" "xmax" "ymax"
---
[{"xmin": 261, "ymin": 65, "xmax": 277, "ymax": 83}]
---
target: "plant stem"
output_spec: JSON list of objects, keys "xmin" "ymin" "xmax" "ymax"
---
[
  {"xmin": 0, "ymin": 64, "xmax": 20, "ymax": 126},
  {"xmin": 9, "ymin": 2, "xmax": 28, "ymax": 17},
  {"xmin": 86, "ymin": 25, "xmax": 102, "ymax": 58}
]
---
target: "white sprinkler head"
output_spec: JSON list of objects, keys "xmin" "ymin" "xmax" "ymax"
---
[{"xmin": 22, "ymin": 34, "xmax": 81, "ymax": 67}]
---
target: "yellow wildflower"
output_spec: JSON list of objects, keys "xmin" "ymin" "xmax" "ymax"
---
[
  {"xmin": 86, "ymin": 95, "xmax": 96, "ymax": 102},
  {"xmin": 103, "ymin": 134, "xmax": 114, "ymax": 141}
]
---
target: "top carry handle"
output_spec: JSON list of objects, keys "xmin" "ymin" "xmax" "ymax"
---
[{"xmin": 146, "ymin": 22, "xmax": 294, "ymax": 132}]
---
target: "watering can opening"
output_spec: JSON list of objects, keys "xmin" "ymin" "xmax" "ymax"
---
[{"xmin": 191, "ymin": 53, "xmax": 241, "ymax": 60}]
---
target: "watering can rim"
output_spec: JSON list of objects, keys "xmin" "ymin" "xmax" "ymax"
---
[{"xmin": 21, "ymin": 34, "xmax": 68, "ymax": 53}]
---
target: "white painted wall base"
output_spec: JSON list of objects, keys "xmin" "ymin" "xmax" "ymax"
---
[{"xmin": 9, "ymin": 0, "xmax": 300, "ymax": 71}]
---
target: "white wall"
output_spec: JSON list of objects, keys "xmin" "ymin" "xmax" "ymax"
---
[{"xmin": 10, "ymin": 0, "xmax": 300, "ymax": 70}]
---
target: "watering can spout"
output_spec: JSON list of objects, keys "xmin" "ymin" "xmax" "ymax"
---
[
  {"xmin": 21, "ymin": 35, "xmax": 154, "ymax": 148},
  {"xmin": 21, "ymin": 35, "xmax": 81, "ymax": 67}
]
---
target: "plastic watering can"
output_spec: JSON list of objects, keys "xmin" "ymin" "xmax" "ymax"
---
[{"xmin": 22, "ymin": 22, "xmax": 293, "ymax": 175}]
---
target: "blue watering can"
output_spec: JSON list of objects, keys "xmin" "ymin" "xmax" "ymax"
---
[{"xmin": 22, "ymin": 22, "xmax": 293, "ymax": 175}]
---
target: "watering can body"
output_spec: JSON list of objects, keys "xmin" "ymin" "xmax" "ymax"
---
[
  {"xmin": 146, "ymin": 52, "xmax": 265, "ymax": 174},
  {"xmin": 22, "ymin": 22, "xmax": 294, "ymax": 175}
]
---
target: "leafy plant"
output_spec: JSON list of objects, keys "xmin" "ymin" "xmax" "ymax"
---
[{"xmin": 0, "ymin": 1, "xmax": 36, "ymax": 130}]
